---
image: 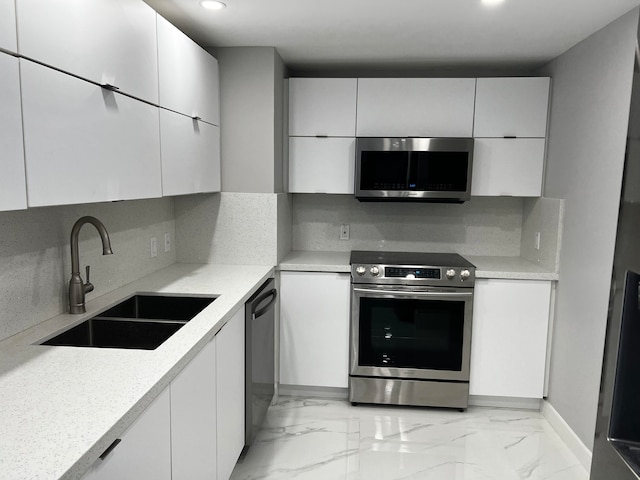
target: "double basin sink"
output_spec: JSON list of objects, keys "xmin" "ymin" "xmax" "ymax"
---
[{"xmin": 40, "ymin": 294, "xmax": 216, "ymax": 350}]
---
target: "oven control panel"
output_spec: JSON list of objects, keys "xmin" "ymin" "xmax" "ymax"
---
[
  {"xmin": 385, "ymin": 267, "xmax": 440, "ymax": 279},
  {"xmin": 352, "ymin": 263, "xmax": 475, "ymax": 286}
]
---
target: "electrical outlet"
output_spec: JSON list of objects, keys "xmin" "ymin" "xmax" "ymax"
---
[
  {"xmin": 340, "ymin": 224, "xmax": 350, "ymax": 240},
  {"xmin": 150, "ymin": 237, "xmax": 157, "ymax": 258},
  {"xmin": 534, "ymin": 231, "xmax": 541, "ymax": 250},
  {"xmin": 164, "ymin": 232, "xmax": 171, "ymax": 252}
]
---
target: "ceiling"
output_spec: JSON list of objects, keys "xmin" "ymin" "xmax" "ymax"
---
[{"xmin": 144, "ymin": 0, "xmax": 640, "ymax": 73}]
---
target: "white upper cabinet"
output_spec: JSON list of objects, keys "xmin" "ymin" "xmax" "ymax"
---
[
  {"xmin": 21, "ymin": 60, "xmax": 162, "ymax": 207},
  {"xmin": 0, "ymin": 0, "xmax": 17, "ymax": 53},
  {"xmin": 356, "ymin": 78, "xmax": 476, "ymax": 137},
  {"xmin": 0, "ymin": 54, "xmax": 26, "ymax": 211},
  {"xmin": 160, "ymin": 109, "xmax": 221, "ymax": 196},
  {"xmin": 474, "ymin": 77, "xmax": 550, "ymax": 138},
  {"xmin": 289, "ymin": 78, "xmax": 357, "ymax": 136},
  {"xmin": 288, "ymin": 137, "xmax": 355, "ymax": 194},
  {"xmin": 157, "ymin": 15, "xmax": 219, "ymax": 125},
  {"xmin": 471, "ymin": 77, "xmax": 550, "ymax": 197},
  {"xmin": 16, "ymin": 0, "xmax": 159, "ymax": 104},
  {"xmin": 471, "ymin": 138, "xmax": 545, "ymax": 196}
]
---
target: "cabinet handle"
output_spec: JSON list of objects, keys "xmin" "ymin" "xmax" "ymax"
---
[
  {"xmin": 192, "ymin": 115, "xmax": 202, "ymax": 121},
  {"xmin": 99, "ymin": 438, "xmax": 122, "ymax": 460},
  {"xmin": 315, "ymin": 135, "xmax": 328, "ymax": 138},
  {"xmin": 100, "ymin": 83, "xmax": 120, "ymax": 92},
  {"xmin": 503, "ymin": 135, "xmax": 517, "ymax": 139}
]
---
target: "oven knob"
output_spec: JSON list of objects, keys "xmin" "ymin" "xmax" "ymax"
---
[
  {"xmin": 446, "ymin": 269, "xmax": 456, "ymax": 279},
  {"xmin": 460, "ymin": 269, "xmax": 471, "ymax": 281},
  {"xmin": 370, "ymin": 266, "xmax": 380, "ymax": 276},
  {"xmin": 356, "ymin": 265, "xmax": 366, "ymax": 276}
]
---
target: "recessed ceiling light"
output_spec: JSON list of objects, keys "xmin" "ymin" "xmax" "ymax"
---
[
  {"xmin": 481, "ymin": 0, "xmax": 505, "ymax": 6},
  {"xmin": 200, "ymin": 0, "xmax": 226, "ymax": 10}
]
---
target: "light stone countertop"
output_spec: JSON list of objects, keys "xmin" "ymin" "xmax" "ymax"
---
[
  {"xmin": 277, "ymin": 250, "xmax": 351, "ymax": 273},
  {"xmin": 0, "ymin": 262, "xmax": 273, "ymax": 480},
  {"xmin": 278, "ymin": 250, "xmax": 558, "ymax": 280}
]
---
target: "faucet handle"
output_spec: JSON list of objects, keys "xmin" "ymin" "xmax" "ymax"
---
[{"xmin": 84, "ymin": 265, "xmax": 95, "ymax": 294}]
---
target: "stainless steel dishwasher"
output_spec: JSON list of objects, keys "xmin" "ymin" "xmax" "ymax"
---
[{"xmin": 244, "ymin": 278, "xmax": 277, "ymax": 450}]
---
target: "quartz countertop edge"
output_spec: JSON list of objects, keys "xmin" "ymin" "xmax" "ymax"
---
[
  {"xmin": 278, "ymin": 250, "xmax": 558, "ymax": 280},
  {"xmin": 0, "ymin": 262, "xmax": 274, "ymax": 480}
]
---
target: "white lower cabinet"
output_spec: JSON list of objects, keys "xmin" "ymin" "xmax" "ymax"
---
[
  {"xmin": 469, "ymin": 279, "xmax": 552, "ymax": 398},
  {"xmin": 83, "ymin": 388, "xmax": 172, "ymax": 480},
  {"xmin": 160, "ymin": 108, "xmax": 220, "ymax": 196},
  {"xmin": 471, "ymin": 138, "xmax": 545, "ymax": 197},
  {"xmin": 83, "ymin": 307, "xmax": 246, "ymax": 480},
  {"xmin": 288, "ymin": 137, "xmax": 355, "ymax": 194},
  {"xmin": 216, "ymin": 308, "xmax": 246, "ymax": 480},
  {"xmin": 171, "ymin": 339, "xmax": 217, "ymax": 480},
  {"xmin": 280, "ymin": 272, "xmax": 351, "ymax": 388},
  {"xmin": 20, "ymin": 59, "xmax": 162, "ymax": 207}
]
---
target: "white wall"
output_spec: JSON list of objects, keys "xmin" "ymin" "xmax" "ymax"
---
[
  {"xmin": 292, "ymin": 195, "xmax": 524, "ymax": 256},
  {"xmin": 0, "ymin": 198, "xmax": 176, "ymax": 341},
  {"xmin": 540, "ymin": 8, "xmax": 638, "ymax": 450}
]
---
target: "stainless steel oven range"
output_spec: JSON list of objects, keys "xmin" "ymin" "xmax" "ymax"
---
[{"xmin": 349, "ymin": 251, "xmax": 475, "ymax": 410}]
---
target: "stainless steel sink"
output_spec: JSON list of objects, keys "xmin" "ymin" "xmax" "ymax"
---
[{"xmin": 40, "ymin": 294, "xmax": 216, "ymax": 350}]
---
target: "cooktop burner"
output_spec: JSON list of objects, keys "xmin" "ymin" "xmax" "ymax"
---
[{"xmin": 350, "ymin": 250, "xmax": 476, "ymax": 286}]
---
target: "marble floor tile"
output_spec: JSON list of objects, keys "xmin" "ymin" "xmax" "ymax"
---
[{"xmin": 231, "ymin": 397, "xmax": 588, "ymax": 480}]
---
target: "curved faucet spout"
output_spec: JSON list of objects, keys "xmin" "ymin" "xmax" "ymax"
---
[{"xmin": 69, "ymin": 216, "xmax": 113, "ymax": 314}]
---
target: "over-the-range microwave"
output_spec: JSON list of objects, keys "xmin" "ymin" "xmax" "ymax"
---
[{"xmin": 355, "ymin": 137, "xmax": 474, "ymax": 203}]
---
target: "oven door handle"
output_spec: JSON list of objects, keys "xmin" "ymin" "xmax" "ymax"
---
[{"xmin": 353, "ymin": 287, "xmax": 473, "ymax": 297}]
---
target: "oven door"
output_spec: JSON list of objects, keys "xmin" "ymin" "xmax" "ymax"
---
[{"xmin": 350, "ymin": 285, "xmax": 473, "ymax": 382}]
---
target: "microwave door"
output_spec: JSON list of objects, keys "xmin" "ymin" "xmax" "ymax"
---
[
  {"xmin": 358, "ymin": 150, "xmax": 409, "ymax": 198},
  {"xmin": 410, "ymin": 151, "xmax": 471, "ymax": 200}
]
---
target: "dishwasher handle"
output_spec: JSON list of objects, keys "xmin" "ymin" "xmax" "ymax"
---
[{"xmin": 252, "ymin": 288, "xmax": 278, "ymax": 319}]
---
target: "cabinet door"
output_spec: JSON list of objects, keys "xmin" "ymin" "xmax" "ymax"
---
[
  {"xmin": 280, "ymin": 272, "xmax": 351, "ymax": 388},
  {"xmin": 157, "ymin": 15, "xmax": 219, "ymax": 125},
  {"xmin": 16, "ymin": 0, "xmax": 158, "ymax": 104},
  {"xmin": 471, "ymin": 138, "xmax": 545, "ymax": 197},
  {"xmin": 216, "ymin": 308, "xmax": 245, "ymax": 480},
  {"xmin": 171, "ymin": 339, "xmax": 217, "ymax": 480},
  {"xmin": 289, "ymin": 137, "xmax": 355, "ymax": 194},
  {"xmin": 0, "ymin": 54, "xmax": 26, "ymax": 211},
  {"xmin": 469, "ymin": 279, "xmax": 551, "ymax": 398},
  {"xmin": 356, "ymin": 78, "xmax": 476, "ymax": 137},
  {"xmin": 474, "ymin": 77, "xmax": 550, "ymax": 138},
  {"xmin": 289, "ymin": 78, "xmax": 357, "ymax": 136},
  {"xmin": 83, "ymin": 389, "xmax": 171, "ymax": 480},
  {"xmin": 21, "ymin": 60, "xmax": 162, "ymax": 207},
  {"xmin": 0, "ymin": 0, "xmax": 17, "ymax": 53},
  {"xmin": 160, "ymin": 109, "xmax": 221, "ymax": 196}
]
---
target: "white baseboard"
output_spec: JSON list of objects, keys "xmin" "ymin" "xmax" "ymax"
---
[
  {"xmin": 469, "ymin": 395, "xmax": 541, "ymax": 410},
  {"xmin": 541, "ymin": 399, "xmax": 592, "ymax": 473}
]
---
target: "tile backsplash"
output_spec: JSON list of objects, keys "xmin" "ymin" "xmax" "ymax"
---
[
  {"xmin": 292, "ymin": 194, "xmax": 525, "ymax": 256},
  {"xmin": 0, "ymin": 198, "xmax": 176, "ymax": 341}
]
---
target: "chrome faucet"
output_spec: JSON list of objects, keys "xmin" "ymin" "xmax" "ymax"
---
[{"xmin": 69, "ymin": 216, "xmax": 113, "ymax": 314}]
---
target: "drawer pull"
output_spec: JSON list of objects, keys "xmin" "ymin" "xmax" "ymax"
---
[
  {"xmin": 100, "ymin": 83, "xmax": 120, "ymax": 92},
  {"xmin": 99, "ymin": 438, "xmax": 122, "ymax": 460}
]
